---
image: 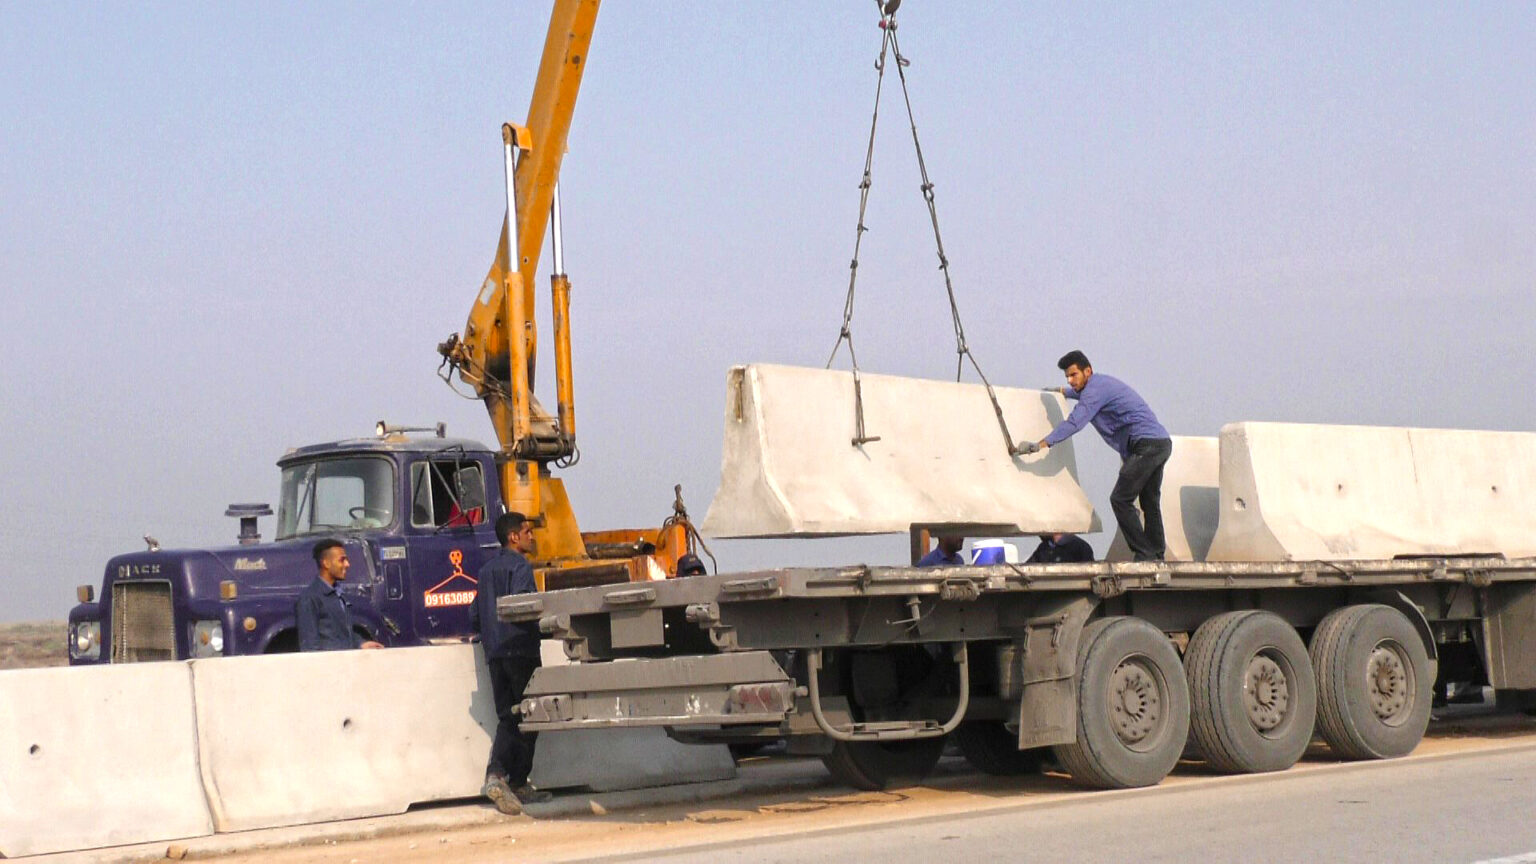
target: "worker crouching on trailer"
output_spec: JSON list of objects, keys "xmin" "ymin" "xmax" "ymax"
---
[{"xmin": 471, "ymin": 512, "xmax": 553, "ymax": 815}]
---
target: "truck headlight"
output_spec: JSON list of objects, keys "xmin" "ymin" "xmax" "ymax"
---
[
  {"xmin": 190, "ymin": 620, "xmax": 225, "ymax": 658},
  {"xmin": 70, "ymin": 621, "xmax": 101, "ymax": 659}
]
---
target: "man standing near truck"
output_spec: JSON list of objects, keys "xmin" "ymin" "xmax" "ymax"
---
[
  {"xmin": 1014, "ymin": 351, "xmax": 1173, "ymax": 562},
  {"xmin": 295, "ymin": 539, "xmax": 384, "ymax": 651},
  {"xmin": 471, "ymin": 512, "xmax": 553, "ymax": 815}
]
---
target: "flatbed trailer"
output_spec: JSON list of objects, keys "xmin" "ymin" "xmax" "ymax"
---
[{"xmin": 503, "ymin": 555, "xmax": 1536, "ymax": 790}]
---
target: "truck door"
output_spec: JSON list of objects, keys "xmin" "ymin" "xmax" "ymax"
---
[{"xmin": 404, "ymin": 456, "xmax": 498, "ymax": 640}]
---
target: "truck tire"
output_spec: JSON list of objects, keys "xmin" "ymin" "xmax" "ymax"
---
[
  {"xmin": 263, "ymin": 631, "xmax": 298, "ymax": 654},
  {"xmin": 1053, "ymin": 616, "xmax": 1190, "ymax": 789},
  {"xmin": 1309, "ymin": 604, "xmax": 1433, "ymax": 760},
  {"xmin": 822, "ymin": 738, "xmax": 946, "ymax": 791},
  {"xmin": 953, "ymin": 721, "xmax": 1044, "ymax": 775},
  {"xmin": 1186, "ymin": 610, "xmax": 1316, "ymax": 773}
]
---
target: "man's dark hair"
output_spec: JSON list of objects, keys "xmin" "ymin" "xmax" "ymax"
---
[
  {"xmin": 312, "ymin": 538, "xmax": 344, "ymax": 566},
  {"xmin": 1057, "ymin": 350, "xmax": 1091, "ymax": 372},
  {"xmin": 495, "ymin": 511, "xmax": 530, "ymax": 547}
]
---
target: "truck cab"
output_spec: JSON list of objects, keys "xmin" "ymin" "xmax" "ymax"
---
[{"xmin": 68, "ymin": 430, "xmax": 504, "ymax": 664}]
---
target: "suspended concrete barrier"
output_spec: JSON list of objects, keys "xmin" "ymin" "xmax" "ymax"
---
[
  {"xmin": 1107, "ymin": 435, "xmax": 1220, "ymax": 562},
  {"xmin": 0, "ymin": 663, "xmax": 213, "ymax": 857},
  {"xmin": 1206, "ymin": 422, "xmax": 1536, "ymax": 562},
  {"xmin": 702, "ymin": 364, "xmax": 1098, "ymax": 537}
]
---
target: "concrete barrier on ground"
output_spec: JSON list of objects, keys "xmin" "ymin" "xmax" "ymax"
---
[
  {"xmin": 1206, "ymin": 422, "xmax": 1536, "ymax": 561},
  {"xmin": 0, "ymin": 663, "xmax": 213, "ymax": 857},
  {"xmin": 1107, "ymin": 435, "xmax": 1219, "ymax": 562},
  {"xmin": 191, "ymin": 644, "xmax": 495, "ymax": 832},
  {"xmin": 702, "ymin": 364, "xmax": 1099, "ymax": 537},
  {"xmin": 530, "ymin": 727, "xmax": 737, "ymax": 792},
  {"xmin": 192, "ymin": 642, "xmax": 737, "ymax": 832},
  {"xmin": 529, "ymin": 640, "xmax": 737, "ymax": 792}
]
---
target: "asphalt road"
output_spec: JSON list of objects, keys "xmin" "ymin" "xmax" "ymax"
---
[
  {"xmin": 102, "ymin": 712, "xmax": 1536, "ymax": 864},
  {"xmin": 612, "ymin": 746, "xmax": 1536, "ymax": 864}
]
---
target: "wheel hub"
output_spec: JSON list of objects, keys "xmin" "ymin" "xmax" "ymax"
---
[
  {"xmin": 1109, "ymin": 659, "xmax": 1162, "ymax": 746},
  {"xmin": 1367, "ymin": 641, "xmax": 1410, "ymax": 723},
  {"xmin": 1243, "ymin": 654, "xmax": 1290, "ymax": 731}
]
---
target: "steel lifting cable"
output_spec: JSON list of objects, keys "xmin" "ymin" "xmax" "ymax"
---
[
  {"xmin": 824, "ymin": 2, "xmax": 898, "ymax": 447},
  {"xmin": 824, "ymin": 0, "xmax": 1023, "ymax": 453}
]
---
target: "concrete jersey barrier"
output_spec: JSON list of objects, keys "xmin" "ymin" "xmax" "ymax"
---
[
  {"xmin": 1106, "ymin": 435, "xmax": 1219, "ymax": 562},
  {"xmin": 191, "ymin": 644, "xmax": 497, "ymax": 832},
  {"xmin": 0, "ymin": 663, "xmax": 213, "ymax": 857},
  {"xmin": 702, "ymin": 364, "xmax": 1099, "ymax": 537},
  {"xmin": 1206, "ymin": 421, "xmax": 1536, "ymax": 561},
  {"xmin": 192, "ymin": 643, "xmax": 736, "ymax": 832}
]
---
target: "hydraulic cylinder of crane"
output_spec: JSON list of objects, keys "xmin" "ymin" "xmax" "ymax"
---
[
  {"xmin": 502, "ymin": 124, "xmax": 534, "ymax": 450},
  {"xmin": 550, "ymin": 183, "xmax": 576, "ymax": 446}
]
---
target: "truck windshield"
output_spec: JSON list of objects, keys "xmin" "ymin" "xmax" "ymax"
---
[{"xmin": 276, "ymin": 457, "xmax": 396, "ymax": 539}]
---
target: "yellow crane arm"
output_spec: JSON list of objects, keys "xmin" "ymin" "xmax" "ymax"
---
[
  {"xmin": 436, "ymin": 0, "xmax": 598, "ymax": 562},
  {"xmin": 436, "ymin": 0, "xmax": 694, "ymax": 585},
  {"xmin": 451, "ymin": 0, "xmax": 596, "ymax": 461}
]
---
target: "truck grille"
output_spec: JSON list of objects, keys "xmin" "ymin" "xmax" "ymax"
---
[{"xmin": 112, "ymin": 580, "xmax": 176, "ymax": 662}]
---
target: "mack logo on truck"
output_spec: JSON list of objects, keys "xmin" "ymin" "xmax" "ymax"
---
[
  {"xmin": 116, "ymin": 563, "xmax": 162, "ymax": 579},
  {"xmin": 232, "ymin": 557, "xmax": 267, "ymax": 571},
  {"xmin": 423, "ymin": 549, "xmax": 477, "ymax": 608}
]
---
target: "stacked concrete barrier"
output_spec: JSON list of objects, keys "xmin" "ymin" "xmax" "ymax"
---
[
  {"xmin": 1207, "ymin": 422, "xmax": 1536, "ymax": 561},
  {"xmin": 0, "ymin": 663, "xmax": 213, "ymax": 857},
  {"xmin": 1107, "ymin": 435, "xmax": 1219, "ymax": 562},
  {"xmin": 702, "ymin": 364, "xmax": 1098, "ymax": 537}
]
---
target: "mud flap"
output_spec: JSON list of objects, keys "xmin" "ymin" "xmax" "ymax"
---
[{"xmin": 1011, "ymin": 595, "xmax": 1098, "ymax": 749}]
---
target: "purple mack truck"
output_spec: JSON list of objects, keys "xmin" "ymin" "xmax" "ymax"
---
[{"xmin": 68, "ymin": 426, "xmax": 504, "ymax": 663}]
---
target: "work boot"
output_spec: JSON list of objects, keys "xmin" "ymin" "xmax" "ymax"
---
[
  {"xmin": 514, "ymin": 783, "xmax": 553, "ymax": 806},
  {"xmin": 481, "ymin": 776, "xmax": 522, "ymax": 815}
]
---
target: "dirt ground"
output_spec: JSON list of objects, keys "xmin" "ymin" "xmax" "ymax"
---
[
  {"xmin": 201, "ymin": 712, "xmax": 1536, "ymax": 864},
  {"xmin": 0, "ymin": 620, "xmax": 68, "ymax": 668}
]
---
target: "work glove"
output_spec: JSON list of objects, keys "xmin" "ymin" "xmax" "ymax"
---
[{"xmin": 1011, "ymin": 441, "xmax": 1041, "ymax": 456}]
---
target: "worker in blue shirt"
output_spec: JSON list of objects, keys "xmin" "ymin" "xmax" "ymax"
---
[
  {"xmin": 916, "ymin": 534, "xmax": 966, "ymax": 567},
  {"xmin": 471, "ymin": 512, "xmax": 553, "ymax": 815},
  {"xmin": 295, "ymin": 539, "xmax": 384, "ymax": 651},
  {"xmin": 1013, "ymin": 350, "xmax": 1173, "ymax": 561}
]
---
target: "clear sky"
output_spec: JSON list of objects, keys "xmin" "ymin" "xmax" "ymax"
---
[{"xmin": 1, "ymin": 2, "xmax": 1532, "ymax": 622}]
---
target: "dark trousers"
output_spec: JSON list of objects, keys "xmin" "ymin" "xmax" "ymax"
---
[
  {"xmin": 1111, "ymin": 437, "xmax": 1173, "ymax": 561},
  {"xmin": 487, "ymin": 654, "xmax": 541, "ymax": 786}
]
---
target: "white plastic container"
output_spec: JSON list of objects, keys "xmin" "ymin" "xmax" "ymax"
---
[{"xmin": 968, "ymin": 539, "xmax": 1020, "ymax": 565}]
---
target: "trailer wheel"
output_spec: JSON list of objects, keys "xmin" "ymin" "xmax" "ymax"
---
[
  {"xmin": 818, "ymin": 646, "xmax": 950, "ymax": 790},
  {"xmin": 953, "ymin": 721, "xmax": 1044, "ymax": 775},
  {"xmin": 822, "ymin": 737, "xmax": 947, "ymax": 791},
  {"xmin": 1053, "ymin": 616, "xmax": 1190, "ymax": 789},
  {"xmin": 1186, "ymin": 611, "xmax": 1316, "ymax": 773},
  {"xmin": 1310, "ymin": 604, "xmax": 1433, "ymax": 760}
]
